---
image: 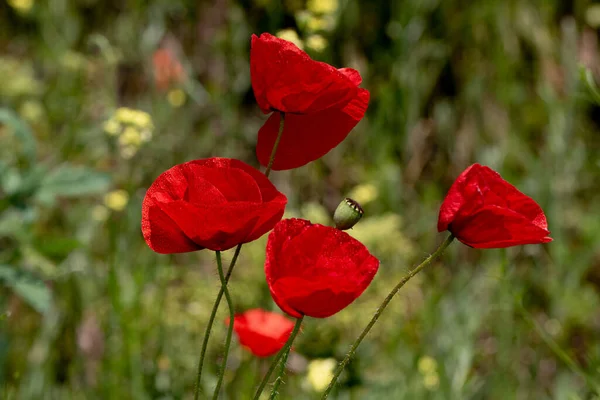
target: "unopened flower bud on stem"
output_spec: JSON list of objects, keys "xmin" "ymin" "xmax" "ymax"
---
[{"xmin": 333, "ymin": 198, "xmax": 363, "ymax": 230}]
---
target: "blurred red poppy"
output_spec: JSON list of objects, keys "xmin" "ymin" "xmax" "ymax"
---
[
  {"xmin": 152, "ymin": 48, "xmax": 184, "ymax": 91},
  {"xmin": 438, "ymin": 164, "xmax": 552, "ymax": 248},
  {"xmin": 227, "ymin": 309, "xmax": 295, "ymax": 357},
  {"xmin": 265, "ymin": 218, "xmax": 379, "ymax": 318},
  {"xmin": 251, "ymin": 33, "xmax": 370, "ymax": 170},
  {"xmin": 142, "ymin": 158, "xmax": 287, "ymax": 253}
]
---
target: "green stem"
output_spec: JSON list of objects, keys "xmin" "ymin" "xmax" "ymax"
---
[
  {"xmin": 212, "ymin": 251, "xmax": 236, "ymax": 399},
  {"xmin": 264, "ymin": 112, "xmax": 285, "ymax": 178},
  {"xmin": 193, "ymin": 245, "xmax": 242, "ymax": 400},
  {"xmin": 253, "ymin": 316, "xmax": 304, "ymax": 400},
  {"xmin": 320, "ymin": 235, "xmax": 455, "ymax": 399}
]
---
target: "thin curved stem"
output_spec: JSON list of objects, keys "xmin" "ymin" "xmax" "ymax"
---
[
  {"xmin": 212, "ymin": 251, "xmax": 236, "ymax": 399},
  {"xmin": 320, "ymin": 235, "xmax": 455, "ymax": 399},
  {"xmin": 264, "ymin": 112, "xmax": 285, "ymax": 178},
  {"xmin": 253, "ymin": 316, "xmax": 304, "ymax": 400},
  {"xmin": 193, "ymin": 244, "xmax": 242, "ymax": 400}
]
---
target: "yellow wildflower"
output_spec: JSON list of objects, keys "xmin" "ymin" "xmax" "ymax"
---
[
  {"xmin": 306, "ymin": 34, "xmax": 328, "ymax": 52},
  {"xmin": 307, "ymin": 0, "xmax": 338, "ymax": 15},
  {"xmin": 167, "ymin": 89, "xmax": 186, "ymax": 108},
  {"xmin": 103, "ymin": 118, "xmax": 121, "ymax": 136},
  {"xmin": 8, "ymin": 0, "xmax": 33, "ymax": 13},
  {"xmin": 130, "ymin": 110, "xmax": 153, "ymax": 129},
  {"xmin": 418, "ymin": 356, "xmax": 438, "ymax": 374},
  {"xmin": 104, "ymin": 190, "xmax": 129, "ymax": 212},
  {"xmin": 118, "ymin": 126, "xmax": 142, "ymax": 147},
  {"xmin": 91, "ymin": 205, "xmax": 109, "ymax": 222},
  {"xmin": 423, "ymin": 372, "xmax": 440, "ymax": 390},
  {"xmin": 276, "ymin": 29, "xmax": 304, "ymax": 49},
  {"xmin": 19, "ymin": 101, "xmax": 44, "ymax": 123},
  {"xmin": 306, "ymin": 358, "xmax": 337, "ymax": 392},
  {"xmin": 120, "ymin": 146, "xmax": 138, "ymax": 160},
  {"xmin": 348, "ymin": 183, "xmax": 379, "ymax": 206}
]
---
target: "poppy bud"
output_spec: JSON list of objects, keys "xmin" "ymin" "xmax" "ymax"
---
[{"xmin": 333, "ymin": 198, "xmax": 363, "ymax": 230}]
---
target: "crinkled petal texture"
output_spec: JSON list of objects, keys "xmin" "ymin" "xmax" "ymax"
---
[
  {"xmin": 228, "ymin": 309, "xmax": 295, "ymax": 357},
  {"xmin": 251, "ymin": 33, "xmax": 358, "ymax": 114},
  {"xmin": 437, "ymin": 164, "xmax": 552, "ymax": 248},
  {"xmin": 256, "ymin": 88, "xmax": 370, "ymax": 170},
  {"xmin": 251, "ymin": 33, "xmax": 370, "ymax": 171},
  {"xmin": 142, "ymin": 158, "xmax": 287, "ymax": 253},
  {"xmin": 265, "ymin": 218, "xmax": 379, "ymax": 318}
]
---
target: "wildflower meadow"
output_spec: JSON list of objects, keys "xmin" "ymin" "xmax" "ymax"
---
[{"xmin": 2, "ymin": 0, "xmax": 600, "ymax": 399}]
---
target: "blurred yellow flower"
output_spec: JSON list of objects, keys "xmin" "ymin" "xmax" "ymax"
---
[
  {"xmin": 418, "ymin": 355, "xmax": 438, "ymax": 374},
  {"xmin": 306, "ymin": 358, "xmax": 337, "ymax": 391},
  {"xmin": 423, "ymin": 372, "xmax": 440, "ymax": 390},
  {"xmin": 140, "ymin": 129, "xmax": 152, "ymax": 142},
  {"xmin": 103, "ymin": 119, "xmax": 120, "ymax": 136},
  {"xmin": 306, "ymin": 16, "xmax": 331, "ymax": 32},
  {"xmin": 91, "ymin": 205, "xmax": 109, "ymax": 222},
  {"xmin": 307, "ymin": 0, "xmax": 338, "ymax": 14},
  {"xmin": 349, "ymin": 183, "xmax": 379, "ymax": 206},
  {"xmin": 118, "ymin": 126, "xmax": 142, "ymax": 147},
  {"xmin": 306, "ymin": 34, "xmax": 328, "ymax": 52},
  {"xmin": 8, "ymin": 0, "xmax": 33, "ymax": 13},
  {"xmin": 114, "ymin": 107, "xmax": 153, "ymax": 130},
  {"xmin": 104, "ymin": 190, "xmax": 129, "ymax": 212},
  {"xmin": 19, "ymin": 100, "xmax": 44, "ymax": 123},
  {"xmin": 167, "ymin": 89, "xmax": 186, "ymax": 108},
  {"xmin": 586, "ymin": 4, "xmax": 600, "ymax": 28},
  {"xmin": 120, "ymin": 146, "xmax": 138, "ymax": 160},
  {"xmin": 276, "ymin": 29, "xmax": 304, "ymax": 49}
]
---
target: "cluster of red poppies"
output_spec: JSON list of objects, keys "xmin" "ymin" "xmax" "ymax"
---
[{"xmin": 141, "ymin": 33, "xmax": 552, "ymax": 394}]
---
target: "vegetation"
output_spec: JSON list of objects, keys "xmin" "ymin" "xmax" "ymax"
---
[{"xmin": 1, "ymin": 0, "xmax": 600, "ymax": 398}]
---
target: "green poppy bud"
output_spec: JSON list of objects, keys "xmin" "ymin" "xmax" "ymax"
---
[{"xmin": 333, "ymin": 198, "xmax": 364, "ymax": 230}]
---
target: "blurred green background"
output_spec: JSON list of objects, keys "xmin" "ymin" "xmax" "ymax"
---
[{"xmin": 1, "ymin": 0, "xmax": 600, "ymax": 398}]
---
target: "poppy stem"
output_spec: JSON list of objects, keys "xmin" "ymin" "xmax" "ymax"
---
[
  {"xmin": 211, "ymin": 250, "xmax": 236, "ymax": 399},
  {"xmin": 193, "ymin": 244, "xmax": 242, "ymax": 400},
  {"xmin": 253, "ymin": 315, "xmax": 304, "ymax": 400},
  {"xmin": 320, "ymin": 234, "xmax": 455, "ymax": 399},
  {"xmin": 264, "ymin": 112, "xmax": 285, "ymax": 178}
]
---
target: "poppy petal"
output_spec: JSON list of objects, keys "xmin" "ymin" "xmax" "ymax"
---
[
  {"xmin": 250, "ymin": 33, "xmax": 357, "ymax": 114},
  {"xmin": 256, "ymin": 89, "xmax": 370, "ymax": 170},
  {"xmin": 451, "ymin": 205, "xmax": 552, "ymax": 248}
]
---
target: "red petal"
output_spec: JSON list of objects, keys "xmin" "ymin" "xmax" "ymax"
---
[
  {"xmin": 184, "ymin": 159, "xmax": 262, "ymax": 202},
  {"xmin": 265, "ymin": 218, "xmax": 379, "ymax": 318},
  {"xmin": 338, "ymin": 68, "xmax": 362, "ymax": 85},
  {"xmin": 158, "ymin": 201, "xmax": 264, "ymax": 251},
  {"xmin": 250, "ymin": 33, "xmax": 358, "ymax": 114},
  {"xmin": 256, "ymin": 89, "xmax": 370, "ymax": 170},
  {"xmin": 141, "ymin": 202, "xmax": 201, "ymax": 254},
  {"xmin": 451, "ymin": 205, "xmax": 552, "ymax": 248},
  {"xmin": 230, "ymin": 309, "xmax": 295, "ymax": 357},
  {"xmin": 272, "ymin": 277, "xmax": 359, "ymax": 318},
  {"xmin": 438, "ymin": 164, "xmax": 549, "ymax": 233},
  {"xmin": 142, "ymin": 158, "xmax": 287, "ymax": 253}
]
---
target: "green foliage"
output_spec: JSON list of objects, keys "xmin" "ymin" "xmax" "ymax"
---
[
  {"xmin": 1, "ymin": 0, "xmax": 600, "ymax": 399},
  {"xmin": 0, "ymin": 265, "xmax": 51, "ymax": 314}
]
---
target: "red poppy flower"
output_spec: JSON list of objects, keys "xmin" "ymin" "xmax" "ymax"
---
[
  {"xmin": 142, "ymin": 158, "xmax": 287, "ymax": 253},
  {"xmin": 152, "ymin": 48, "xmax": 184, "ymax": 91},
  {"xmin": 437, "ymin": 164, "xmax": 552, "ymax": 248},
  {"xmin": 251, "ymin": 33, "xmax": 370, "ymax": 170},
  {"xmin": 227, "ymin": 309, "xmax": 295, "ymax": 357},
  {"xmin": 265, "ymin": 218, "xmax": 379, "ymax": 318}
]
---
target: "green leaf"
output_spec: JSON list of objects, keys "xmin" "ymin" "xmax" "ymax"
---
[
  {"xmin": 0, "ymin": 108, "xmax": 37, "ymax": 163},
  {"xmin": 35, "ymin": 164, "xmax": 111, "ymax": 205},
  {"xmin": 0, "ymin": 265, "xmax": 52, "ymax": 314}
]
